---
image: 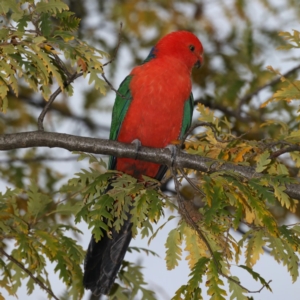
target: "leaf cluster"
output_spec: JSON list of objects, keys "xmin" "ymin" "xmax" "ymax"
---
[
  {"xmin": 164, "ymin": 99, "xmax": 300, "ymax": 298},
  {"xmin": 0, "ymin": 0, "xmax": 108, "ymax": 112},
  {"xmin": 0, "ymin": 182, "xmax": 84, "ymax": 299}
]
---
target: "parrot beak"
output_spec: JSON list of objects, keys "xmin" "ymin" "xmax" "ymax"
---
[
  {"xmin": 194, "ymin": 55, "xmax": 203, "ymax": 69},
  {"xmin": 194, "ymin": 60, "xmax": 201, "ymax": 68}
]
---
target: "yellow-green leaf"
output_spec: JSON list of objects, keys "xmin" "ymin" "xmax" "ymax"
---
[
  {"xmin": 255, "ymin": 151, "xmax": 271, "ymax": 173},
  {"xmin": 165, "ymin": 228, "xmax": 182, "ymax": 270}
]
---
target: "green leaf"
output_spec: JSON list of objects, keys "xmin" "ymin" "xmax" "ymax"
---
[
  {"xmin": 0, "ymin": 90, "xmax": 9, "ymax": 113},
  {"xmin": 0, "ymin": 0, "xmax": 23, "ymax": 21},
  {"xmin": 244, "ymin": 230, "xmax": 266, "ymax": 267},
  {"xmin": 238, "ymin": 265, "xmax": 272, "ymax": 291},
  {"xmin": 0, "ymin": 29, "xmax": 9, "ymax": 41},
  {"xmin": 255, "ymin": 151, "xmax": 271, "ymax": 172},
  {"xmin": 204, "ymin": 185, "xmax": 225, "ymax": 225},
  {"xmin": 267, "ymin": 234, "xmax": 299, "ymax": 282},
  {"xmin": 184, "ymin": 225, "xmax": 208, "ymax": 268},
  {"xmin": 39, "ymin": 13, "xmax": 53, "ymax": 37},
  {"xmin": 248, "ymin": 179, "xmax": 276, "ymax": 205},
  {"xmin": 27, "ymin": 182, "xmax": 53, "ymax": 219},
  {"xmin": 206, "ymin": 257, "xmax": 227, "ymax": 300},
  {"xmin": 127, "ymin": 247, "xmax": 159, "ymax": 257},
  {"xmin": 35, "ymin": 0, "xmax": 69, "ymax": 14},
  {"xmin": 273, "ymin": 82, "xmax": 300, "ymax": 101},
  {"xmin": 228, "ymin": 276, "xmax": 248, "ymax": 300},
  {"xmin": 290, "ymin": 151, "xmax": 300, "ymax": 167},
  {"xmin": 148, "ymin": 215, "xmax": 176, "ymax": 245},
  {"xmin": 172, "ymin": 257, "xmax": 209, "ymax": 300},
  {"xmin": 115, "ymin": 261, "xmax": 156, "ymax": 299},
  {"xmin": 54, "ymin": 30, "xmax": 75, "ymax": 42},
  {"xmin": 35, "ymin": 50, "xmax": 65, "ymax": 90},
  {"xmin": 165, "ymin": 228, "xmax": 182, "ymax": 270},
  {"xmin": 274, "ymin": 185, "xmax": 290, "ymax": 207},
  {"xmin": 17, "ymin": 14, "xmax": 31, "ymax": 32},
  {"xmin": 0, "ymin": 0, "xmax": 10, "ymax": 15},
  {"xmin": 278, "ymin": 30, "xmax": 300, "ymax": 49},
  {"xmin": 188, "ymin": 257, "xmax": 210, "ymax": 290},
  {"xmin": 88, "ymin": 69, "xmax": 107, "ymax": 94}
]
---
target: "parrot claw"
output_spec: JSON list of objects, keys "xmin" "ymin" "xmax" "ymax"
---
[
  {"xmin": 131, "ymin": 139, "xmax": 142, "ymax": 160},
  {"xmin": 165, "ymin": 144, "xmax": 178, "ymax": 167}
]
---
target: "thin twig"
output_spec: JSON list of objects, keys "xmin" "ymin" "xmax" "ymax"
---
[
  {"xmin": 270, "ymin": 144, "xmax": 300, "ymax": 158},
  {"xmin": 178, "ymin": 166, "xmax": 205, "ymax": 197},
  {"xmin": 37, "ymin": 72, "xmax": 83, "ymax": 131},
  {"xmin": 101, "ymin": 73, "xmax": 130, "ymax": 100},
  {"xmin": 53, "ymin": 53, "xmax": 72, "ymax": 78},
  {"xmin": 0, "ymin": 248, "xmax": 59, "ymax": 300}
]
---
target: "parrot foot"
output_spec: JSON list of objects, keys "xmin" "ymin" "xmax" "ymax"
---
[
  {"xmin": 131, "ymin": 139, "xmax": 142, "ymax": 159},
  {"xmin": 165, "ymin": 144, "xmax": 178, "ymax": 167}
]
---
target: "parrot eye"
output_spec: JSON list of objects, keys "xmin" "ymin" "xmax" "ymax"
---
[{"xmin": 189, "ymin": 45, "xmax": 195, "ymax": 52}]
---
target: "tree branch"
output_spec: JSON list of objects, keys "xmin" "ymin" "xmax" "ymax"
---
[
  {"xmin": 270, "ymin": 145, "xmax": 300, "ymax": 158},
  {"xmin": 0, "ymin": 248, "xmax": 59, "ymax": 300},
  {"xmin": 238, "ymin": 63, "xmax": 300, "ymax": 108},
  {"xmin": 0, "ymin": 155, "xmax": 78, "ymax": 164},
  {"xmin": 0, "ymin": 130, "xmax": 299, "ymax": 200},
  {"xmin": 37, "ymin": 72, "xmax": 83, "ymax": 131}
]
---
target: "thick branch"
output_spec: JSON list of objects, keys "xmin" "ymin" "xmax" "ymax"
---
[{"xmin": 0, "ymin": 130, "xmax": 299, "ymax": 200}]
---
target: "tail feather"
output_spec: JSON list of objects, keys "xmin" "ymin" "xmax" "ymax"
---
[{"xmin": 83, "ymin": 218, "xmax": 133, "ymax": 295}]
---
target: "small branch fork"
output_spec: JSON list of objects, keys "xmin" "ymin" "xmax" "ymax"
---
[
  {"xmin": 37, "ymin": 72, "xmax": 83, "ymax": 131},
  {"xmin": 0, "ymin": 248, "xmax": 59, "ymax": 300},
  {"xmin": 37, "ymin": 23, "xmax": 124, "ymax": 131},
  {"xmin": 171, "ymin": 166, "xmax": 272, "ymax": 294}
]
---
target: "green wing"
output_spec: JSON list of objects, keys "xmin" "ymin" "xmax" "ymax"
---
[
  {"xmin": 108, "ymin": 49, "xmax": 157, "ymax": 170},
  {"xmin": 108, "ymin": 75, "xmax": 133, "ymax": 169},
  {"xmin": 180, "ymin": 92, "xmax": 194, "ymax": 139}
]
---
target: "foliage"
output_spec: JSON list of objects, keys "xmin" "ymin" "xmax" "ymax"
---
[
  {"xmin": 0, "ymin": 0, "xmax": 107, "ymax": 112},
  {"xmin": 0, "ymin": 0, "xmax": 300, "ymax": 300}
]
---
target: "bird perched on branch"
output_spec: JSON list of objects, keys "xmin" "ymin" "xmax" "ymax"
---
[{"xmin": 83, "ymin": 30, "xmax": 204, "ymax": 295}]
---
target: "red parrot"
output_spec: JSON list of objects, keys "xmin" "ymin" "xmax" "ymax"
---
[{"xmin": 83, "ymin": 30, "xmax": 203, "ymax": 295}]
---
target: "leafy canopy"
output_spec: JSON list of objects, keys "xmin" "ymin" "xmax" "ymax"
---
[{"xmin": 1, "ymin": 1, "xmax": 300, "ymax": 300}]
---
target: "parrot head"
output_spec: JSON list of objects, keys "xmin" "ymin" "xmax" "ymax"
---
[{"xmin": 153, "ymin": 31, "xmax": 204, "ymax": 70}]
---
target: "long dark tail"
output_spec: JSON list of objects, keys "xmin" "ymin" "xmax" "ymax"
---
[{"xmin": 83, "ymin": 218, "xmax": 133, "ymax": 295}]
